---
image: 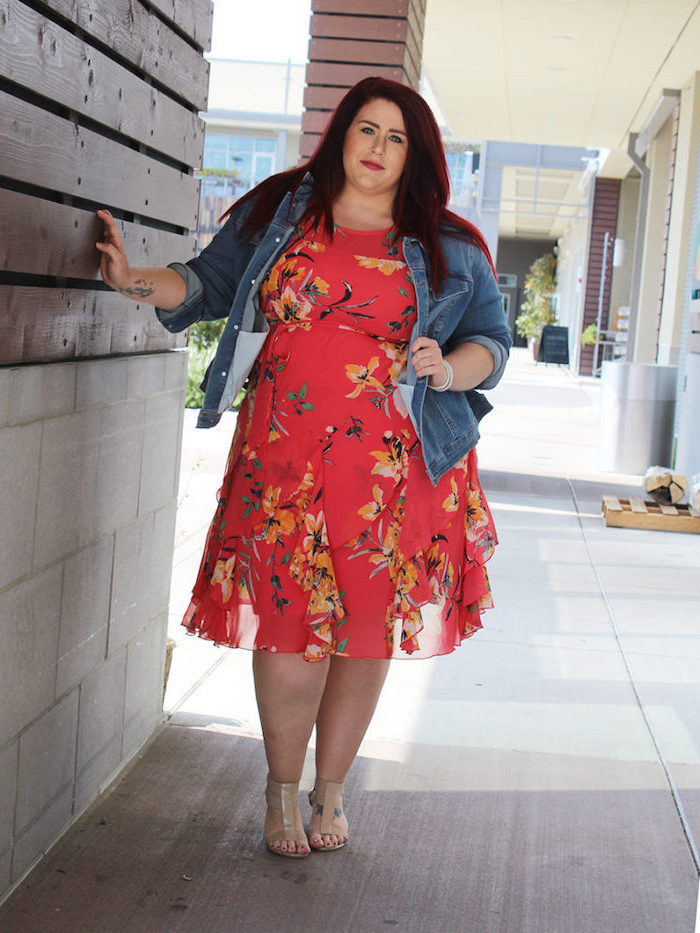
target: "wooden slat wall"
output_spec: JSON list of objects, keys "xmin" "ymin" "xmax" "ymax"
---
[
  {"xmin": 1, "ymin": 0, "xmax": 204, "ymax": 166},
  {"xmin": 0, "ymin": 0, "xmax": 212, "ymax": 365},
  {"xmin": 0, "ymin": 287, "xmax": 174, "ymax": 360},
  {"xmin": 36, "ymin": 0, "xmax": 209, "ymax": 110},
  {"xmin": 300, "ymin": 0, "xmax": 426, "ymax": 160},
  {"xmin": 579, "ymin": 177, "xmax": 621, "ymax": 375},
  {"xmin": 143, "ymin": 0, "xmax": 213, "ymax": 51}
]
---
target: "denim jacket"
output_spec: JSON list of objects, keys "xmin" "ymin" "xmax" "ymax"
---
[{"xmin": 156, "ymin": 174, "xmax": 511, "ymax": 484}]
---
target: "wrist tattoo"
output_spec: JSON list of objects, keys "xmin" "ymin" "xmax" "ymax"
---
[{"xmin": 119, "ymin": 278, "xmax": 155, "ymax": 298}]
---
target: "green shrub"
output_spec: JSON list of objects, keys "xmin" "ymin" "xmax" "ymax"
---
[
  {"xmin": 581, "ymin": 323, "xmax": 598, "ymax": 346},
  {"xmin": 185, "ymin": 319, "xmax": 247, "ymax": 410},
  {"xmin": 185, "ymin": 320, "xmax": 225, "ymax": 409}
]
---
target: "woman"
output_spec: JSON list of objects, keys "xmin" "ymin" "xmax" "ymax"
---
[{"xmin": 96, "ymin": 77, "xmax": 511, "ymax": 858}]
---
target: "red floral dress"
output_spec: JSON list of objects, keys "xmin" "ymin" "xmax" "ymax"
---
[{"xmin": 183, "ymin": 224, "xmax": 497, "ymax": 661}]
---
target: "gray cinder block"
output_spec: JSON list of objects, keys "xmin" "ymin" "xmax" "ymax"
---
[
  {"xmin": 75, "ymin": 358, "xmax": 128, "ymax": 410},
  {"xmin": 56, "ymin": 535, "xmax": 114, "ymax": 697},
  {"xmin": 0, "ymin": 566, "xmax": 62, "ymax": 748},
  {"xmin": 74, "ymin": 649, "xmax": 127, "ymax": 813},
  {"xmin": 8, "ymin": 363, "xmax": 76, "ymax": 426},
  {"xmin": 126, "ymin": 354, "xmax": 166, "ymax": 399},
  {"xmin": 122, "ymin": 613, "xmax": 167, "ymax": 758},
  {"xmin": 33, "ymin": 401, "xmax": 143, "ymax": 569},
  {"xmin": 138, "ymin": 391, "xmax": 185, "ymax": 515},
  {"xmin": 0, "ymin": 850, "xmax": 9, "ymax": 902},
  {"xmin": 150, "ymin": 504, "xmax": 178, "ymax": 621},
  {"xmin": 108, "ymin": 512, "xmax": 156, "ymax": 656},
  {"xmin": 0, "ymin": 369, "xmax": 9, "ymax": 428},
  {"xmin": 164, "ymin": 348, "xmax": 188, "ymax": 391},
  {"xmin": 13, "ymin": 691, "xmax": 79, "ymax": 880},
  {"xmin": 0, "ymin": 423, "xmax": 41, "ymax": 590},
  {"xmin": 0, "ymin": 740, "xmax": 18, "ymax": 861}
]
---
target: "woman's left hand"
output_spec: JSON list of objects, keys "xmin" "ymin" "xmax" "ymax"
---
[{"xmin": 410, "ymin": 336, "xmax": 447, "ymax": 385}]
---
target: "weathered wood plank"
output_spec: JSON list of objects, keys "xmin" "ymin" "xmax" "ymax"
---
[
  {"xmin": 0, "ymin": 0, "xmax": 204, "ymax": 168},
  {"xmin": 0, "ymin": 189, "xmax": 196, "ymax": 278},
  {"xmin": 0, "ymin": 91, "xmax": 200, "ymax": 230},
  {"xmin": 36, "ymin": 0, "xmax": 210, "ymax": 111},
  {"xmin": 602, "ymin": 495, "xmax": 622, "ymax": 512},
  {"xmin": 0, "ymin": 286, "xmax": 186, "ymax": 364},
  {"xmin": 143, "ymin": 0, "xmax": 213, "ymax": 51}
]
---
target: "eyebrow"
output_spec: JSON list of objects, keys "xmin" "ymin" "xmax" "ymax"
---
[{"xmin": 358, "ymin": 119, "xmax": 407, "ymax": 136}]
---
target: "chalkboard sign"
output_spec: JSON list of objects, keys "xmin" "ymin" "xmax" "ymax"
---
[{"xmin": 539, "ymin": 325, "xmax": 570, "ymax": 364}]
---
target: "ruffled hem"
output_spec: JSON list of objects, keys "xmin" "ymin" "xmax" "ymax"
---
[
  {"xmin": 182, "ymin": 447, "xmax": 496, "ymax": 662},
  {"xmin": 182, "ymin": 565, "xmax": 493, "ymax": 661}
]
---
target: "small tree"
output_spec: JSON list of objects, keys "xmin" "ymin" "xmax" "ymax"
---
[{"xmin": 515, "ymin": 253, "xmax": 557, "ymax": 341}]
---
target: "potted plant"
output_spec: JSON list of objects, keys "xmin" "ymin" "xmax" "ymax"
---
[
  {"xmin": 581, "ymin": 323, "xmax": 597, "ymax": 346},
  {"xmin": 515, "ymin": 252, "xmax": 557, "ymax": 358}
]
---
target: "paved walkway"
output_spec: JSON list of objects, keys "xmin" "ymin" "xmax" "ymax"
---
[{"xmin": 2, "ymin": 349, "xmax": 699, "ymax": 932}]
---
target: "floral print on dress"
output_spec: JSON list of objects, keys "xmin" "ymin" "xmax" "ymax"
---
[{"xmin": 183, "ymin": 223, "xmax": 497, "ymax": 661}]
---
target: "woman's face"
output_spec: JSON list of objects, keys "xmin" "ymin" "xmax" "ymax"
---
[{"xmin": 342, "ymin": 98, "xmax": 408, "ymax": 200}]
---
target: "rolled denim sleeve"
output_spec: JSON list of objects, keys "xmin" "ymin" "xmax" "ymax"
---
[
  {"xmin": 450, "ymin": 244, "xmax": 512, "ymax": 390},
  {"xmin": 154, "ymin": 263, "xmax": 204, "ymax": 333},
  {"xmin": 467, "ymin": 335, "xmax": 509, "ymax": 389},
  {"xmin": 155, "ymin": 205, "xmax": 255, "ymax": 333}
]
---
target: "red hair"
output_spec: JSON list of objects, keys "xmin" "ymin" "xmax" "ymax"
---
[{"xmin": 223, "ymin": 77, "xmax": 495, "ymax": 290}]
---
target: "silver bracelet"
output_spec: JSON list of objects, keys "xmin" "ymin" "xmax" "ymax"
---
[{"xmin": 430, "ymin": 359, "xmax": 454, "ymax": 392}]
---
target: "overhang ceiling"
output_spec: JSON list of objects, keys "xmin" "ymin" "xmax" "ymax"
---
[
  {"xmin": 422, "ymin": 0, "xmax": 700, "ymax": 182},
  {"xmin": 498, "ymin": 165, "xmax": 587, "ymax": 239}
]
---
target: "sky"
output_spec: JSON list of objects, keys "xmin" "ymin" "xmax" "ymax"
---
[{"xmin": 208, "ymin": 0, "xmax": 312, "ymax": 63}]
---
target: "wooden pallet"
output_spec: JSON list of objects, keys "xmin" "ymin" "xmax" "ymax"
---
[{"xmin": 602, "ymin": 496, "xmax": 700, "ymax": 534}]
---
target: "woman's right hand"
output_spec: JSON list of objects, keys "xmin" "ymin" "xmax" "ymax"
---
[
  {"xmin": 95, "ymin": 209, "xmax": 131, "ymax": 291},
  {"xmin": 94, "ymin": 209, "xmax": 187, "ymax": 308}
]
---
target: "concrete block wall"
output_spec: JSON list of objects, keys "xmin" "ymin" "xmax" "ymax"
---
[{"xmin": 0, "ymin": 349, "xmax": 187, "ymax": 896}]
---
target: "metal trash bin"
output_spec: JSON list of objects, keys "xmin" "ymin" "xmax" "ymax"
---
[{"xmin": 598, "ymin": 362, "xmax": 677, "ymax": 473}]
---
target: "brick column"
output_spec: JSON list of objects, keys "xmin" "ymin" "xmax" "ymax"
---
[
  {"xmin": 300, "ymin": 0, "xmax": 426, "ymax": 160},
  {"xmin": 579, "ymin": 177, "xmax": 621, "ymax": 375}
]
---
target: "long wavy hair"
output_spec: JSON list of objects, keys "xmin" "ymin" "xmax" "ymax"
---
[{"xmin": 223, "ymin": 77, "xmax": 494, "ymax": 290}]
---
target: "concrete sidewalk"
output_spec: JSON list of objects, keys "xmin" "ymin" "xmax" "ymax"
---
[{"xmin": 2, "ymin": 349, "xmax": 699, "ymax": 932}]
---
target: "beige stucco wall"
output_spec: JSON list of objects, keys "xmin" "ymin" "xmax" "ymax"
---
[
  {"xmin": 554, "ymin": 210, "xmax": 590, "ymax": 371},
  {"xmin": 634, "ymin": 117, "xmax": 675, "ymax": 362},
  {"xmin": 608, "ymin": 174, "xmax": 640, "ymax": 350},
  {"xmin": 658, "ymin": 72, "xmax": 700, "ymax": 365}
]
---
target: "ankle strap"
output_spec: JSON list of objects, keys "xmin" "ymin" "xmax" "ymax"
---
[
  {"xmin": 266, "ymin": 778, "xmax": 300, "ymax": 805},
  {"xmin": 313, "ymin": 779, "xmax": 345, "ymax": 797}
]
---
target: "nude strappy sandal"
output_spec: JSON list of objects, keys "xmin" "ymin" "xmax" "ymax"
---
[
  {"xmin": 308, "ymin": 779, "xmax": 348, "ymax": 851},
  {"xmin": 264, "ymin": 777, "xmax": 310, "ymax": 858}
]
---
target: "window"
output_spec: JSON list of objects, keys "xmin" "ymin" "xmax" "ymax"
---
[
  {"xmin": 445, "ymin": 149, "xmax": 479, "ymax": 199},
  {"xmin": 200, "ymin": 134, "xmax": 278, "ymax": 198}
]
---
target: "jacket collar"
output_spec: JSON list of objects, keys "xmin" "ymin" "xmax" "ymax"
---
[{"xmin": 285, "ymin": 171, "xmax": 315, "ymax": 225}]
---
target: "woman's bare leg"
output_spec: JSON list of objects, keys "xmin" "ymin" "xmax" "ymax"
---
[
  {"xmin": 310, "ymin": 656, "xmax": 390, "ymax": 848},
  {"xmin": 253, "ymin": 651, "xmax": 329, "ymax": 854}
]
